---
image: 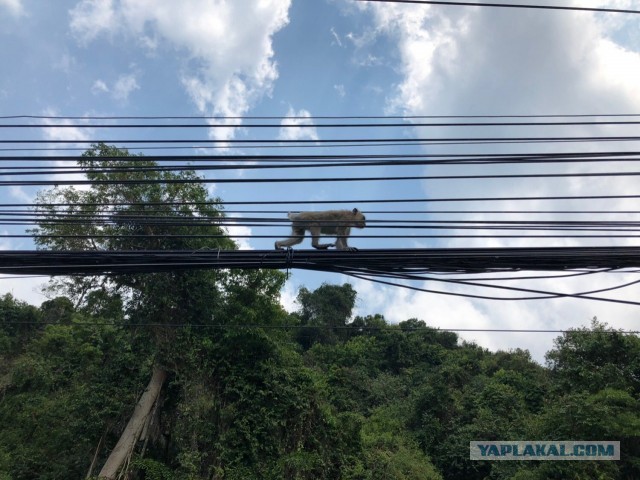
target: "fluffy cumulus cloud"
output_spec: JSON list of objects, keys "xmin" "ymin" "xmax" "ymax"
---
[
  {"xmin": 112, "ymin": 73, "xmax": 140, "ymax": 101},
  {"xmin": 359, "ymin": 1, "xmax": 640, "ymax": 247},
  {"xmin": 69, "ymin": 0, "xmax": 116, "ymax": 41},
  {"xmin": 0, "ymin": 0, "xmax": 24, "ymax": 16},
  {"xmin": 349, "ymin": 1, "xmax": 640, "ymax": 353},
  {"xmin": 42, "ymin": 110, "xmax": 93, "ymax": 144},
  {"xmin": 69, "ymin": 0, "xmax": 291, "ymax": 141},
  {"xmin": 277, "ymin": 107, "xmax": 319, "ymax": 142},
  {"xmin": 351, "ymin": 269, "xmax": 640, "ymax": 363},
  {"xmin": 361, "ymin": 1, "xmax": 640, "ymax": 116},
  {"xmin": 225, "ymin": 222, "xmax": 253, "ymax": 250}
]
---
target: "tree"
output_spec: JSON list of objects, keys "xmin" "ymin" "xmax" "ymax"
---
[
  {"xmin": 355, "ymin": 403, "xmax": 443, "ymax": 480},
  {"xmin": 28, "ymin": 143, "xmax": 281, "ymax": 479},
  {"xmin": 0, "ymin": 300, "xmax": 151, "ymax": 479},
  {"xmin": 293, "ymin": 283, "xmax": 357, "ymax": 348},
  {"xmin": 539, "ymin": 320, "xmax": 640, "ymax": 479},
  {"xmin": 546, "ymin": 318, "xmax": 640, "ymax": 396},
  {"xmin": 0, "ymin": 293, "xmax": 41, "ymax": 355}
]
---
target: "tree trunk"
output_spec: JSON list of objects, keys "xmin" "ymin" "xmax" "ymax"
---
[{"xmin": 98, "ymin": 365, "xmax": 167, "ymax": 480}]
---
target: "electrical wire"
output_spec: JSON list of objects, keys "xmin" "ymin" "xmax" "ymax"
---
[
  {"xmin": 2, "ymin": 248, "xmax": 640, "ymax": 305},
  {"xmin": 5, "ymin": 135, "xmax": 640, "ymax": 145},
  {"xmin": 346, "ymin": 266, "xmax": 640, "ymax": 302},
  {"xmin": 357, "ymin": 0, "xmax": 640, "ymax": 15},
  {"xmin": 2, "ymin": 170, "xmax": 640, "ymax": 187},
  {"xmin": 17, "ymin": 213, "xmax": 640, "ymax": 235},
  {"xmin": 8, "ymin": 120, "xmax": 640, "ymax": 128},
  {"xmin": 0, "ymin": 247, "xmax": 638, "ymax": 274},
  {"xmin": 5, "ymin": 118, "xmax": 640, "ymax": 309},
  {"xmin": 343, "ymin": 271, "xmax": 640, "ymax": 306},
  {"xmin": 0, "ymin": 319, "xmax": 637, "ymax": 334},
  {"xmin": 4, "ymin": 150, "xmax": 640, "ymax": 165},
  {"xmin": 6, "ymin": 113, "xmax": 640, "ymax": 120},
  {"xmin": 4, "ymin": 208, "xmax": 640, "ymax": 215},
  {"xmin": 0, "ymin": 193, "xmax": 638, "ymax": 207}
]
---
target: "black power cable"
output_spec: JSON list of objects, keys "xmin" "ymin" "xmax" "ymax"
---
[
  {"xmin": 5, "ymin": 135, "xmax": 640, "ymax": 145},
  {"xmin": 2, "ymin": 248, "xmax": 640, "ymax": 305},
  {"xmin": 2, "ymin": 170, "xmax": 640, "ymax": 187},
  {"xmin": 6, "ymin": 113, "xmax": 640, "ymax": 120},
  {"xmin": 8, "ymin": 120, "xmax": 640, "ymax": 128},
  {"xmin": 357, "ymin": 0, "xmax": 640, "ymax": 15}
]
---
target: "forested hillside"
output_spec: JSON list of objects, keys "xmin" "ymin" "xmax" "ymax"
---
[{"xmin": 1, "ymin": 286, "xmax": 638, "ymax": 479}]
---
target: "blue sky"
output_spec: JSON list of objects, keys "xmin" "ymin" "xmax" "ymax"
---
[{"xmin": 2, "ymin": 0, "xmax": 640, "ymax": 362}]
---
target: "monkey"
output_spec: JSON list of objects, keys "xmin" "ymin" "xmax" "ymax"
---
[{"xmin": 274, "ymin": 208, "xmax": 366, "ymax": 251}]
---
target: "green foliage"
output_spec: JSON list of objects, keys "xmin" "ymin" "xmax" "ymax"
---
[
  {"xmin": 29, "ymin": 143, "xmax": 234, "ymax": 323},
  {"xmin": 294, "ymin": 283, "xmax": 357, "ymax": 348},
  {"xmin": 1, "ymin": 281, "xmax": 638, "ymax": 479},
  {"xmin": 131, "ymin": 458, "xmax": 176, "ymax": 480},
  {"xmin": 546, "ymin": 318, "xmax": 640, "ymax": 395},
  {"xmin": 532, "ymin": 322, "xmax": 640, "ymax": 480},
  {"xmin": 297, "ymin": 283, "xmax": 357, "ymax": 327},
  {"xmin": 355, "ymin": 404, "xmax": 443, "ymax": 480},
  {"xmin": 0, "ymin": 301, "xmax": 153, "ymax": 479},
  {"xmin": 168, "ymin": 328, "xmax": 361, "ymax": 479},
  {"xmin": 0, "ymin": 293, "xmax": 42, "ymax": 354}
]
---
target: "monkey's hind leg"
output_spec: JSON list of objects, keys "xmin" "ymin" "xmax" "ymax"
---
[{"xmin": 275, "ymin": 228, "xmax": 305, "ymax": 250}]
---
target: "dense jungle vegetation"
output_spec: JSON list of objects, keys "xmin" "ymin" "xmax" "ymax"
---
[{"xmin": 0, "ymin": 145, "xmax": 638, "ymax": 479}]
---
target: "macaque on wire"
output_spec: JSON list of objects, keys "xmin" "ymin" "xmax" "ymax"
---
[{"xmin": 274, "ymin": 208, "xmax": 366, "ymax": 251}]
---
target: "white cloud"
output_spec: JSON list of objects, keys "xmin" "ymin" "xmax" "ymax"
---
[
  {"xmin": 359, "ymin": 1, "xmax": 640, "ymax": 248},
  {"xmin": 0, "ymin": 275, "xmax": 48, "ymax": 306},
  {"xmin": 330, "ymin": 27, "xmax": 344, "ymax": 47},
  {"xmin": 226, "ymin": 223, "xmax": 253, "ymax": 251},
  {"xmin": 278, "ymin": 107, "xmax": 319, "ymax": 142},
  {"xmin": 42, "ymin": 115, "xmax": 92, "ymax": 145},
  {"xmin": 91, "ymin": 79, "xmax": 109, "ymax": 95},
  {"xmin": 334, "ymin": 84, "xmax": 346, "ymax": 98},
  {"xmin": 9, "ymin": 185, "xmax": 33, "ymax": 203},
  {"xmin": 0, "ymin": 0, "xmax": 24, "ymax": 16},
  {"xmin": 42, "ymin": 111, "xmax": 93, "ymax": 145},
  {"xmin": 112, "ymin": 72, "xmax": 139, "ymax": 101},
  {"xmin": 41, "ymin": 110, "xmax": 94, "ymax": 189},
  {"xmin": 69, "ymin": 0, "xmax": 116, "ymax": 44},
  {"xmin": 279, "ymin": 280, "xmax": 299, "ymax": 313},
  {"xmin": 362, "ymin": 1, "xmax": 640, "ymax": 116},
  {"xmin": 351, "ymin": 1, "xmax": 640, "ymax": 358},
  {"xmin": 90, "ymin": 72, "xmax": 139, "ymax": 102},
  {"xmin": 0, "ymin": 236, "xmax": 47, "ymax": 307},
  {"xmin": 69, "ymin": 0, "xmax": 292, "ymax": 141},
  {"xmin": 351, "ymin": 272, "xmax": 640, "ymax": 364}
]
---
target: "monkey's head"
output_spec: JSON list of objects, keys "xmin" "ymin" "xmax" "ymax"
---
[{"xmin": 352, "ymin": 208, "xmax": 366, "ymax": 229}]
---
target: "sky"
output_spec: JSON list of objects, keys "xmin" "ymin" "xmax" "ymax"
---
[{"xmin": 2, "ymin": 0, "xmax": 640, "ymax": 362}]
